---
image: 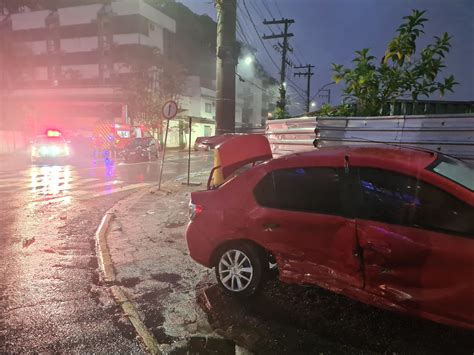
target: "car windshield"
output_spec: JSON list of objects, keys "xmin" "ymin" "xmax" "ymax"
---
[
  {"xmin": 34, "ymin": 136, "xmax": 65, "ymax": 144},
  {"xmin": 429, "ymin": 156, "xmax": 474, "ymax": 191}
]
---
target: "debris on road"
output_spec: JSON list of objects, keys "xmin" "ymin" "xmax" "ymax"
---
[{"xmin": 22, "ymin": 236, "xmax": 35, "ymax": 248}]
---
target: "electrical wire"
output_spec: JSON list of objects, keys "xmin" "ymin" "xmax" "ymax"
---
[
  {"xmin": 236, "ymin": 17, "xmax": 253, "ymax": 46},
  {"xmin": 248, "ymin": 0, "xmax": 266, "ymax": 21},
  {"xmin": 259, "ymin": 0, "xmax": 284, "ymax": 34},
  {"xmin": 241, "ymin": 0, "xmax": 280, "ymax": 72},
  {"xmin": 273, "ymin": 0, "xmax": 284, "ymax": 19}
]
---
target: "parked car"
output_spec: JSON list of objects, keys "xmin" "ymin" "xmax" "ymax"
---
[
  {"xmin": 31, "ymin": 130, "xmax": 71, "ymax": 164},
  {"xmin": 186, "ymin": 135, "xmax": 474, "ymax": 329},
  {"xmin": 120, "ymin": 137, "xmax": 160, "ymax": 162}
]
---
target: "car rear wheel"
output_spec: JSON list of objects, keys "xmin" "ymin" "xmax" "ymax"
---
[{"xmin": 215, "ymin": 244, "xmax": 265, "ymax": 297}]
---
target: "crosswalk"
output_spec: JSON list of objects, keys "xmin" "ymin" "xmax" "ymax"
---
[{"xmin": 0, "ymin": 166, "xmax": 151, "ymax": 203}]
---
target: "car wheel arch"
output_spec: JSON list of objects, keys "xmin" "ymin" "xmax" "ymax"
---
[{"xmin": 210, "ymin": 239, "xmax": 272, "ymax": 268}]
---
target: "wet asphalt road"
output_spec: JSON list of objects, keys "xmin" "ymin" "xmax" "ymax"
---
[{"xmin": 0, "ymin": 151, "xmax": 213, "ymax": 353}]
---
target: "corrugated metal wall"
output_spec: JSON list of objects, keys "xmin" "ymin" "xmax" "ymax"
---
[{"xmin": 266, "ymin": 114, "xmax": 474, "ymax": 161}]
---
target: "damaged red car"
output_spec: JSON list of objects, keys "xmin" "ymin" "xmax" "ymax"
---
[{"xmin": 186, "ymin": 135, "xmax": 474, "ymax": 329}]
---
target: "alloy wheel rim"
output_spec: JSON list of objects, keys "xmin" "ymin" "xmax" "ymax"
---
[{"xmin": 218, "ymin": 249, "xmax": 253, "ymax": 292}]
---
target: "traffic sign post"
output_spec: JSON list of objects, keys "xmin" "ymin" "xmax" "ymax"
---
[
  {"xmin": 182, "ymin": 116, "xmax": 202, "ymax": 187},
  {"xmin": 158, "ymin": 101, "xmax": 178, "ymax": 190}
]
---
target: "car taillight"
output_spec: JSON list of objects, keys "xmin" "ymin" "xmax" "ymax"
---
[{"xmin": 189, "ymin": 202, "xmax": 203, "ymax": 220}]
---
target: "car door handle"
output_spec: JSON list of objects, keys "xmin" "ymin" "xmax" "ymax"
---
[{"xmin": 263, "ymin": 222, "xmax": 280, "ymax": 231}]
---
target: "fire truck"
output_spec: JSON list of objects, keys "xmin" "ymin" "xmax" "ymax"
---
[{"xmin": 92, "ymin": 123, "xmax": 152, "ymax": 158}]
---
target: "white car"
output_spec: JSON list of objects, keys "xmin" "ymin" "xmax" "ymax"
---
[{"xmin": 31, "ymin": 131, "xmax": 70, "ymax": 164}]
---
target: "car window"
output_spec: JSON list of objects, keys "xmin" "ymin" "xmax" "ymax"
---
[
  {"xmin": 253, "ymin": 167, "xmax": 346, "ymax": 216},
  {"xmin": 358, "ymin": 168, "xmax": 474, "ymax": 235},
  {"xmin": 35, "ymin": 136, "xmax": 66, "ymax": 144},
  {"xmin": 428, "ymin": 155, "xmax": 474, "ymax": 191}
]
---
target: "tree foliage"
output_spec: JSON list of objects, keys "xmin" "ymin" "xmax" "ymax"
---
[
  {"xmin": 0, "ymin": 35, "xmax": 34, "ymax": 89},
  {"xmin": 332, "ymin": 9, "xmax": 458, "ymax": 116},
  {"xmin": 120, "ymin": 47, "xmax": 186, "ymax": 136}
]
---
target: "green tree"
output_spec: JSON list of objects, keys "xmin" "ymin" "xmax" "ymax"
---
[{"xmin": 332, "ymin": 9, "xmax": 458, "ymax": 116}]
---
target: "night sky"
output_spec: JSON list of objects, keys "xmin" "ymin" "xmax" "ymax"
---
[{"xmin": 179, "ymin": 0, "xmax": 473, "ymax": 113}]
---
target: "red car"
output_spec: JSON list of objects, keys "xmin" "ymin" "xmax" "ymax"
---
[
  {"xmin": 186, "ymin": 135, "xmax": 474, "ymax": 330},
  {"xmin": 194, "ymin": 134, "xmax": 244, "ymax": 151}
]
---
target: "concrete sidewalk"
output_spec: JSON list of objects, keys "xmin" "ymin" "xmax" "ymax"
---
[{"xmin": 103, "ymin": 173, "xmax": 245, "ymax": 354}]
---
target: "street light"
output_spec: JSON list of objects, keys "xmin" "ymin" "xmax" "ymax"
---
[
  {"xmin": 311, "ymin": 102, "xmax": 316, "ymax": 107},
  {"xmin": 244, "ymin": 56, "xmax": 253, "ymax": 65}
]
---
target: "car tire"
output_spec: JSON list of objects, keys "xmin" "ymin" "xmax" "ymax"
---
[{"xmin": 214, "ymin": 243, "xmax": 266, "ymax": 297}]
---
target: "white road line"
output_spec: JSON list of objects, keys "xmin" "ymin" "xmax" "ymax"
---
[
  {"xmin": 0, "ymin": 177, "xmax": 101, "ymax": 190},
  {"xmin": 32, "ymin": 181, "xmax": 148, "ymax": 203}
]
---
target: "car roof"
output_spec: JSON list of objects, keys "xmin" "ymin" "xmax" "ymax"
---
[
  {"xmin": 35, "ymin": 134, "xmax": 64, "ymax": 139},
  {"xmin": 275, "ymin": 144, "xmax": 438, "ymax": 171}
]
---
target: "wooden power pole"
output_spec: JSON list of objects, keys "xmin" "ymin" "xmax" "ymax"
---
[
  {"xmin": 294, "ymin": 64, "xmax": 315, "ymax": 112},
  {"xmin": 215, "ymin": 0, "xmax": 237, "ymax": 134},
  {"xmin": 263, "ymin": 18, "xmax": 294, "ymax": 116}
]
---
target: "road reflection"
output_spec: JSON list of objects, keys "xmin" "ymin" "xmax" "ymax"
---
[{"xmin": 30, "ymin": 166, "xmax": 71, "ymax": 194}]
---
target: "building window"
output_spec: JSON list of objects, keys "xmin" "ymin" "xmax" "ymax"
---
[{"xmin": 205, "ymin": 103, "xmax": 212, "ymax": 113}]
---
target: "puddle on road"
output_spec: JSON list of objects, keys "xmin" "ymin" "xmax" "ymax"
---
[
  {"xmin": 119, "ymin": 277, "xmax": 141, "ymax": 288},
  {"xmin": 151, "ymin": 272, "xmax": 182, "ymax": 284},
  {"xmin": 169, "ymin": 336, "xmax": 235, "ymax": 355}
]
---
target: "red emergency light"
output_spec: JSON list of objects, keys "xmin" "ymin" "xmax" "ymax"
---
[{"xmin": 46, "ymin": 129, "xmax": 62, "ymax": 137}]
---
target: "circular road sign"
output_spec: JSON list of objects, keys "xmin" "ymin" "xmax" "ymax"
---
[{"xmin": 162, "ymin": 100, "xmax": 178, "ymax": 120}]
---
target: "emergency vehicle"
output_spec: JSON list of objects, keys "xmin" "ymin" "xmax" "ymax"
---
[
  {"xmin": 92, "ymin": 123, "xmax": 153, "ymax": 158},
  {"xmin": 31, "ymin": 129, "xmax": 71, "ymax": 164}
]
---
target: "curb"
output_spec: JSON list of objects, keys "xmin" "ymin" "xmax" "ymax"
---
[
  {"xmin": 111, "ymin": 285, "xmax": 161, "ymax": 355},
  {"xmin": 94, "ymin": 200, "xmax": 163, "ymax": 355},
  {"xmin": 95, "ymin": 212, "xmax": 116, "ymax": 283}
]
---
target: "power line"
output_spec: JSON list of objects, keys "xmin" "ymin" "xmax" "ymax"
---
[
  {"xmin": 294, "ymin": 64, "xmax": 315, "ymax": 112},
  {"xmin": 263, "ymin": 18, "xmax": 295, "ymax": 114},
  {"xmin": 236, "ymin": 72, "xmax": 270, "ymax": 93},
  {"xmin": 287, "ymin": 77, "xmax": 306, "ymax": 95},
  {"xmin": 259, "ymin": 0, "xmax": 283, "ymax": 32},
  {"xmin": 248, "ymin": 0, "xmax": 266, "ymax": 21},
  {"xmin": 273, "ymin": 0, "xmax": 284, "ymax": 18},
  {"xmin": 241, "ymin": 0, "xmax": 280, "ymax": 72},
  {"xmin": 236, "ymin": 17, "xmax": 252, "ymax": 46}
]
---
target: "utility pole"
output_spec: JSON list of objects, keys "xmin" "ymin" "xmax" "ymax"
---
[
  {"xmin": 263, "ymin": 18, "xmax": 294, "ymax": 117},
  {"xmin": 294, "ymin": 64, "xmax": 314, "ymax": 112},
  {"xmin": 215, "ymin": 0, "xmax": 237, "ymax": 134}
]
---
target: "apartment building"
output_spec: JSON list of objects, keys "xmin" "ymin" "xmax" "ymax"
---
[{"xmin": 0, "ymin": 0, "xmax": 175, "ymax": 135}]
